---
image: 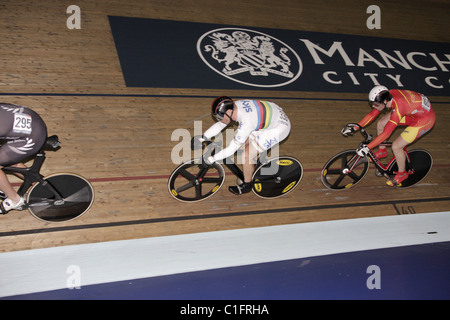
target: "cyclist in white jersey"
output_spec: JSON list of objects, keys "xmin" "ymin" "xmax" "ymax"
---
[{"xmin": 196, "ymin": 96, "xmax": 291, "ymax": 195}]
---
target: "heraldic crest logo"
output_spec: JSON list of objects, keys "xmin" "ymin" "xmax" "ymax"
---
[{"xmin": 197, "ymin": 28, "xmax": 302, "ymax": 88}]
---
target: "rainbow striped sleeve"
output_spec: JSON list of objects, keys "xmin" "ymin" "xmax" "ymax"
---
[{"xmin": 254, "ymin": 100, "xmax": 273, "ymax": 130}]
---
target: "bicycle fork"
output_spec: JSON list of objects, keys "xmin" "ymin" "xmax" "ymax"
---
[{"xmin": 344, "ymin": 154, "xmax": 366, "ymax": 174}]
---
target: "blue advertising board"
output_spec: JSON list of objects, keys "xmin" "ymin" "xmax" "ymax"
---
[{"xmin": 109, "ymin": 16, "xmax": 450, "ymax": 96}]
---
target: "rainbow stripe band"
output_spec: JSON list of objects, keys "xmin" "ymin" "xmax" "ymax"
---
[{"xmin": 254, "ymin": 101, "xmax": 273, "ymax": 130}]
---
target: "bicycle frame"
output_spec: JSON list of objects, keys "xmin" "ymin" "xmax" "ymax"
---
[
  {"xmin": 197, "ymin": 141, "xmax": 278, "ymax": 183},
  {"xmin": 1, "ymin": 136, "xmax": 64, "ymax": 202},
  {"xmin": 322, "ymin": 124, "xmax": 431, "ymax": 190},
  {"xmin": 345, "ymin": 123, "xmax": 412, "ymax": 183},
  {"xmin": 223, "ymin": 159, "xmax": 245, "ymax": 182},
  {"xmin": 170, "ymin": 139, "xmax": 303, "ymax": 201}
]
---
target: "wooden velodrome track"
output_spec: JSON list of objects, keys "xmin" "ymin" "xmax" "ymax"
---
[{"xmin": 1, "ymin": 0, "xmax": 449, "ymax": 253}]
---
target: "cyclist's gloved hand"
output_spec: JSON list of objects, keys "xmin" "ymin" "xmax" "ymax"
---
[
  {"xmin": 356, "ymin": 145, "xmax": 371, "ymax": 157},
  {"xmin": 201, "ymin": 155, "xmax": 214, "ymax": 169},
  {"xmin": 191, "ymin": 135, "xmax": 208, "ymax": 150},
  {"xmin": 341, "ymin": 124, "xmax": 356, "ymax": 136}
]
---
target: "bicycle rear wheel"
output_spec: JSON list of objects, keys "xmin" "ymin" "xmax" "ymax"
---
[
  {"xmin": 252, "ymin": 156, "xmax": 303, "ymax": 198},
  {"xmin": 168, "ymin": 159, "xmax": 225, "ymax": 202},
  {"xmin": 27, "ymin": 173, "xmax": 94, "ymax": 222},
  {"xmin": 387, "ymin": 149, "xmax": 432, "ymax": 188},
  {"xmin": 321, "ymin": 150, "xmax": 369, "ymax": 189}
]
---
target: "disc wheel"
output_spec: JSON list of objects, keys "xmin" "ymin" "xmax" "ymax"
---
[
  {"xmin": 386, "ymin": 150, "xmax": 432, "ymax": 188},
  {"xmin": 27, "ymin": 173, "xmax": 94, "ymax": 222},
  {"xmin": 252, "ymin": 156, "xmax": 303, "ymax": 198}
]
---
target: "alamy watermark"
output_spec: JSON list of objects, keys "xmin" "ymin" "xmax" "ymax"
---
[
  {"xmin": 366, "ymin": 265, "xmax": 381, "ymax": 290},
  {"xmin": 366, "ymin": 5, "xmax": 381, "ymax": 30},
  {"xmin": 171, "ymin": 121, "xmax": 281, "ymax": 175},
  {"xmin": 66, "ymin": 265, "xmax": 81, "ymax": 290},
  {"xmin": 66, "ymin": 5, "xmax": 81, "ymax": 30}
]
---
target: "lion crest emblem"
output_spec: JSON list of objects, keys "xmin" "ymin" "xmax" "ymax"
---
[{"xmin": 197, "ymin": 28, "xmax": 302, "ymax": 88}]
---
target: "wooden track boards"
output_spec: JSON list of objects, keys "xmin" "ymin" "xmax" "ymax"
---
[{"xmin": 1, "ymin": 0, "xmax": 449, "ymax": 252}]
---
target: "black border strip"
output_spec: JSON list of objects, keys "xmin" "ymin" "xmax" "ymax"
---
[
  {"xmin": 1, "ymin": 196, "xmax": 449, "ymax": 237},
  {"xmin": 0, "ymin": 92, "xmax": 367, "ymax": 101},
  {"xmin": 0, "ymin": 92, "xmax": 449, "ymax": 103}
]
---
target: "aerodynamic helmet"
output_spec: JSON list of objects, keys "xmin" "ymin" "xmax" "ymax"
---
[
  {"xmin": 211, "ymin": 96, "xmax": 234, "ymax": 120},
  {"xmin": 368, "ymin": 85, "xmax": 392, "ymax": 106}
]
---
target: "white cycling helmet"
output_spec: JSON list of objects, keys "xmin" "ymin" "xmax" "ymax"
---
[{"xmin": 368, "ymin": 85, "xmax": 391, "ymax": 104}]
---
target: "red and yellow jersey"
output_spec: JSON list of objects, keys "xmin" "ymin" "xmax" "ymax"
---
[
  {"xmin": 358, "ymin": 89, "xmax": 436, "ymax": 148},
  {"xmin": 389, "ymin": 89, "xmax": 433, "ymax": 125}
]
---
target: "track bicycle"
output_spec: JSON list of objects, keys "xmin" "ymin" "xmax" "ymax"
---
[
  {"xmin": 1, "ymin": 135, "xmax": 94, "ymax": 222},
  {"xmin": 321, "ymin": 123, "xmax": 432, "ymax": 189},
  {"xmin": 168, "ymin": 140, "xmax": 303, "ymax": 202}
]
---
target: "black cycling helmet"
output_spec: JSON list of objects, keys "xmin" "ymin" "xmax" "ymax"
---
[{"xmin": 211, "ymin": 96, "xmax": 234, "ymax": 120}]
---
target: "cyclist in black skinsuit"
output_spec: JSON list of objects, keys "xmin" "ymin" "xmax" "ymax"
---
[{"xmin": 0, "ymin": 103, "xmax": 47, "ymax": 213}]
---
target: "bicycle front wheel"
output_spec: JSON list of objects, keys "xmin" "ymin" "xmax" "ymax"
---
[
  {"xmin": 252, "ymin": 156, "xmax": 303, "ymax": 198},
  {"xmin": 27, "ymin": 173, "xmax": 94, "ymax": 222},
  {"xmin": 168, "ymin": 159, "xmax": 225, "ymax": 202},
  {"xmin": 321, "ymin": 150, "xmax": 369, "ymax": 189}
]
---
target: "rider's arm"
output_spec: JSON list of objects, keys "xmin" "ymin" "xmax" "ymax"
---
[
  {"xmin": 208, "ymin": 124, "xmax": 253, "ymax": 163},
  {"xmin": 209, "ymin": 139, "xmax": 243, "ymax": 162},
  {"xmin": 343, "ymin": 108, "xmax": 381, "ymax": 136},
  {"xmin": 203, "ymin": 122, "xmax": 227, "ymax": 140},
  {"xmin": 357, "ymin": 108, "xmax": 381, "ymax": 129}
]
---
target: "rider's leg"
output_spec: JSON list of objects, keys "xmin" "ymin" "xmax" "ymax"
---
[
  {"xmin": 0, "ymin": 145, "xmax": 28, "ymax": 213},
  {"xmin": 386, "ymin": 135, "xmax": 409, "ymax": 186},
  {"xmin": 0, "ymin": 169, "xmax": 20, "ymax": 202},
  {"xmin": 229, "ymin": 140, "xmax": 255, "ymax": 195},
  {"xmin": 229, "ymin": 122, "xmax": 290, "ymax": 195},
  {"xmin": 393, "ymin": 119, "xmax": 433, "ymax": 174},
  {"xmin": 0, "ymin": 168, "xmax": 25, "ymax": 213},
  {"xmin": 375, "ymin": 113, "xmax": 391, "ymax": 158},
  {"xmin": 391, "ymin": 135, "xmax": 409, "ymax": 173},
  {"xmin": 376, "ymin": 113, "xmax": 390, "ymax": 135},
  {"xmin": 243, "ymin": 140, "xmax": 258, "ymax": 183}
]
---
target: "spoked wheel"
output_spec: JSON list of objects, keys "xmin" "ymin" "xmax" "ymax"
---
[
  {"xmin": 27, "ymin": 173, "xmax": 94, "ymax": 222},
  {"xmin": 168, "ymin": 159, "xmax": 225, "ymax": 202},
  {"xmin": 252, "ymin": 156, "xmax": 303, "ymax": 198},
  {"xmin": 321, "ymin": 150, "xmax": 369, "ymax": 189},
  {"xmin": 386, "ymin": 149, "xmax": 433, "ymax": 188}
]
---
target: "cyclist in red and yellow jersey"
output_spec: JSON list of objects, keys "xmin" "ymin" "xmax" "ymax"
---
[{"xmin": 342, "ymin": 86, "xmax": 436, "ymax": 187}]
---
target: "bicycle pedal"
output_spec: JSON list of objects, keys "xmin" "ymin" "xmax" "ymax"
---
[{"xmin": 386, "ymin": 177, "xmax": 402, "ymax": 187}]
